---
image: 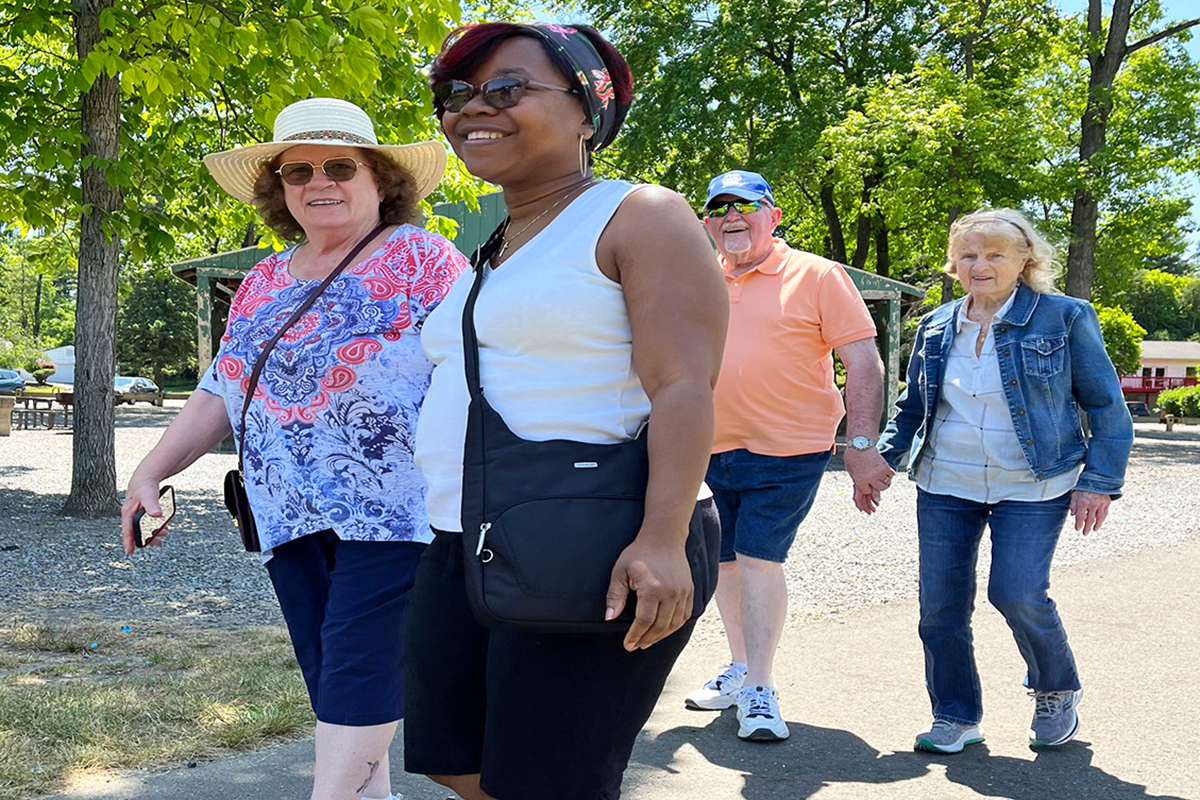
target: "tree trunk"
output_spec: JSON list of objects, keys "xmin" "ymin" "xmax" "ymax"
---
[
  {"xmin": 32, "ymin": 273, "xmax": 43, "ymax": 339},
  {"xmin": 874, "ymin": 213, "xmax": 890, "ymax": 278},
  {"xmin": 1063, "ymin": 0, "xmax": 1200, "ymax": 299},
  {"xmin": 850, "ymin": 173, "xmax": 881, "ymax": 271},
  {"xmin": 819, "ymin": 167, "xmax": 848, "ymax": 264},
  {"xmin": 63, "ymin": 0, "xmax": 121, "ymax": 517}
]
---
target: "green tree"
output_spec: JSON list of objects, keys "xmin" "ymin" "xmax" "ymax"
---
[
  {"xmin": 1094, "ymin": 304, "xmax": 1145, "ymax": 376},
  {"xmin": 1063, "ymin": 0, "xmax": 1200, "ymax": 300},
  {"xmin": 1124, "ymin": 269, "xmax": 1192, "ymax": 339},
  {"xmin": 115, "ymin": 263, "xmax": 197, "ymax": 386},
  {"xmin": 1, "ymin": 0, "xmax": 468, "ymax": 516}
]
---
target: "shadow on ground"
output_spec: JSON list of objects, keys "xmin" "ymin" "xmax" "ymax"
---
[
  {"xmin": 634, "ymin": 714, "xmax": 1189, "ymax": 800},
  {"xmin": 633, "ymin": 712, "xmax": 928, "ymax": 798}
]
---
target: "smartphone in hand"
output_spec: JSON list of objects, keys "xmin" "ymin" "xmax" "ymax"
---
[{"xmin": 132, "ymin": 485, "xmax": 176, "ymax": 548}]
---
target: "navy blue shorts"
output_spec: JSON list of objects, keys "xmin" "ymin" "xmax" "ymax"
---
[
  {"xmin": 706, "ymin": 448, "xmax": 830, "ymax": 563},
  {"xmin": 265, "ymin": 530, "xmax": 426, "ymax": 726}
]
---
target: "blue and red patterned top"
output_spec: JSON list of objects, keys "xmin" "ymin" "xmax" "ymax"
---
[{"xmin": 199, "ymin": 225, "xmax": 468, "ymax": 552}]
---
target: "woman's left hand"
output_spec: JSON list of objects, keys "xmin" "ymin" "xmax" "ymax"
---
[
  {"xmin": 1069, "ymin": 490, "xmax": 1111, "ymax": 535},
  {"xmin": 606, "ymin": 534, "xmax": 694, "ymax": 652}
]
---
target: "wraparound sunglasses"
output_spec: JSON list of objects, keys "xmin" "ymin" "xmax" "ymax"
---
[
  {"xmin": 275, "ymin": 157, "xmax": 368, "ymax": 186},
  {"xmin": 433, "ymin": 76, "xmax": 576, "ymax": 113},
  {"xmin": 705, "ymin": 200, "xmax": 767, "ymax": 218}
]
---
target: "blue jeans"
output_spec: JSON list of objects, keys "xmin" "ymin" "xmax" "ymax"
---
[{"xmin": 916, "ymin": 489, "xmax": 1081, "ymax": 725}]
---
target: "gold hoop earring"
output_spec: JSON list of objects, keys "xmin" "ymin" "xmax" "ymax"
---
[{"xmin": 578, "ymin": 135, "xmax": 589, "ymax": 177}]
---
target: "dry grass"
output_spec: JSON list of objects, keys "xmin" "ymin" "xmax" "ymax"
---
[{"xmin": 0, "ymin": 621, "xmax": 313, "ymax": 800}]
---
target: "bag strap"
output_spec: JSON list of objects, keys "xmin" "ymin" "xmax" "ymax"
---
[
  {"xmin": 237, "ymin": 223, "xmax": 389, "ymax": 468},
  {"xmin": 461, "ymin": 219, "xmax": 509, "ymax": 400}
]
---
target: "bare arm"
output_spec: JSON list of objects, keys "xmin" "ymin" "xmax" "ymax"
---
[
  {"xmin": 835, "ymin": 336, "xmax": 893, "ymax": 513},
  {"xmin": 598, "ymin": 185, "xmax": 728, "ymax": 650},
  {"xmin": 120, "ymin": 390, "xmax": 233, "ymax": 553}
]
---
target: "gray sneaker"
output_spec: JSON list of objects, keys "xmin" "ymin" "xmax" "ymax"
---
[
  {"xmin": 914, "ymin": 719, "xmax": 985, "ymax": 754},
  {"xmin": 1029, "ymin": 689, "xmax": 1081, "ymax": 747}
]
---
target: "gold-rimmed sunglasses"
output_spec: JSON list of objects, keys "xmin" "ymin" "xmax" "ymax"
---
[{"xmin": 275, "ymin": 157, "xmax": 369, "ymax": 186}]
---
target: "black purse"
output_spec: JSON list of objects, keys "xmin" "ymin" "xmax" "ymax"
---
[
  {"xmin": 222, "ymin": 224, "xmax": 388, "ymax": 552},
  {"xmin": 458, "ymin": 226, "xmax": 719, "ymax": 632}
]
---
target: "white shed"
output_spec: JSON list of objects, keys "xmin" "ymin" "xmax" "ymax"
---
[{"xmin": 42, "ymin": 345, "xmax": 76, "ymax": 385}]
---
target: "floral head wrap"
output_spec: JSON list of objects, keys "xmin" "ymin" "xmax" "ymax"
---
[{"xmin": 517, "ymin": 23, "xmax": 626, "ymax": 152}]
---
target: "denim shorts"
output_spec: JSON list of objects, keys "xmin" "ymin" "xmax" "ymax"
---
[
  {"xmin": 265, "ymin": 530, "xmax": 426, "ymax": 726},
  {"xmin": 706, "ymin": 448, "xmax": 831, "ymax": 563}
]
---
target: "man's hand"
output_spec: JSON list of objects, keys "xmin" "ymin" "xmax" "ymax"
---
[
  {"xmin": 844, "ymin": 447, "xmax": 894, "ymax": 514},
  {"xmin": 606, "ymin": 533, "xmax": 694, "ymax": 652},
  {"xmin": 1069, "ymin": 490, "xmax": 1111, "ymax": 535}
]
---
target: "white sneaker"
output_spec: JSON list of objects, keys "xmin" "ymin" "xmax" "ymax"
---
[
  {"xmin": 684, "ymin": 663, "xmax": 746, "ymax": 710},
  {"xmin": 734, "ymin": 685, "xmax": 790, "ymax": 741}
]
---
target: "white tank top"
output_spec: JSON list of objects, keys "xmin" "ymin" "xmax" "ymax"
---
[{"xmin": 415, "ymin": 180, "xmax": 652, "ymax": 532}]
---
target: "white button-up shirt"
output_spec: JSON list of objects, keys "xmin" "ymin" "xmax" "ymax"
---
[{"xmin": 915, "ymin": 291, "xmax": 1079, "ymax": 503}]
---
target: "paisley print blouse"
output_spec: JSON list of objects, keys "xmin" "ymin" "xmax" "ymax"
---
[{"xmin": 198, "ymin": 225, "xmax": 468, "ymax": 551}]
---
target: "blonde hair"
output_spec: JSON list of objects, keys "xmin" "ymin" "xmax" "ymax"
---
[{"xmin": 944, "ymin": 208, "xmax": 1060, "ymax": 295}]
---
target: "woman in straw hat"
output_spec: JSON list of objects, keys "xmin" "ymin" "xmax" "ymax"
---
[{"xmin": 120, "ymin": 97, "xmax": 468, "ymax": 800}]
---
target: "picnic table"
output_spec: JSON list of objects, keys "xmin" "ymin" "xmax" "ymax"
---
[{"xmin": 8, "ymin": 394, "xmax": 71, "ymax": 430}]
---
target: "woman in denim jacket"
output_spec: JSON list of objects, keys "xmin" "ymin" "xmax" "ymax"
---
[{"xmin": 876, "ymin": 209, "xmax": 1133, "ymax": 755}]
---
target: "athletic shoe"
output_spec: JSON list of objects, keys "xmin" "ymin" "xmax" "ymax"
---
[
  {"xmin": 734, "ymin": 685, "xmax": 790, "ymax": 741},
  {"xmin": 914, "ymin": 719, "xmax": 985, "ymax": 754},
  {"xmin": 1029, "ymin": 689, "xmax": 1082, "ymax": 747},
  {"xmin": 684, "ymin": 663, "xmax": 746, "ymax": 710}
]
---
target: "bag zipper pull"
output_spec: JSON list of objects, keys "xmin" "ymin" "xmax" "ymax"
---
[{"xmin": 475, "ymin": 522, "xmax": 491, "ymax": 556}]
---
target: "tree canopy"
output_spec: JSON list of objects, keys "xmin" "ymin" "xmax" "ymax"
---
[
  {"xmin": 572, "ymin": 0, "xmax": 1200, "ymax": 303},
  {"xmin": 1, "ymin": 0, "xmax": 477, "ymax": 515}
]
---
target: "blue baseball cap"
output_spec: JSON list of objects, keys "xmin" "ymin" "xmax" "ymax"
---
[{"xmin": 704, "ymin": 170, "xmax": 774, "ymax": 210}]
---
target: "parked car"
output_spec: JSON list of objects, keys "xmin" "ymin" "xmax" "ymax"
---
[
  {"xmin": 1125, "ymin": 401, "xmax": 1151, "ymax": 418},
  {"xmin": 113, "ymin": 376, "xmax": 162, "ymax": 406},
  {"xmin": 0, "ymin": 369, "xmax": 25, "ymax": 394}
]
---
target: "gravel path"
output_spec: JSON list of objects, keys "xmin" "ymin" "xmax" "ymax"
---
[{"xmin": 1, "ymin": 406, "xmax": 1197, "ymax": 638}]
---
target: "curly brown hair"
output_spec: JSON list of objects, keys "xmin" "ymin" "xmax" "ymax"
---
[{"xmin": 251, "ymin": 148, "xmax": 420, "ymax": 241}]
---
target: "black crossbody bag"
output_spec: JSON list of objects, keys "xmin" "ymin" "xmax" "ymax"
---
[
  {"xmin": 458, "ymin": 225, "xmax": 719, "ymax": 632},
  {"xmin": 223, "ymin": 224, "xmax": 388, "ymax": 552}
]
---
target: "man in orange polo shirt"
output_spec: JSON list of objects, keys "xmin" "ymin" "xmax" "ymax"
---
[{"xmin": 685, "ymin": 170, "xmax": 895, "ymax": 741}]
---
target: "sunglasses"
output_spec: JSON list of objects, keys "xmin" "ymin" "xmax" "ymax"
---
[
  {"xmin": 432, "ymin": 76, "xmax": 575, "ymax": 114},
  {"xmin": 705, "ymin": 200, "xmax": 768, "ymax": 219},
  {"xmin": 275, "ymin": 157, "xmax": 368, "ymax": 186}
]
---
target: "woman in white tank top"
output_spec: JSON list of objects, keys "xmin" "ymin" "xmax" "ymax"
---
[{"xmin": 404, "ymin": 23, "xmax": 728, "ymax": 800}]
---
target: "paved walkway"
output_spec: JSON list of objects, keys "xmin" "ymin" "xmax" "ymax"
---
[{"xmin": 46, "ymin": 539, "xmax": 1199, "ymax": 800}]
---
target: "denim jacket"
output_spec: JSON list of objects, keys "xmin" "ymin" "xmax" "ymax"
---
[{"xmin": 877, "ymin": 282, "xmax": 1133, "ymax": 497}]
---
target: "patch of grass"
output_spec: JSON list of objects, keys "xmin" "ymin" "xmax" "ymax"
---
[{"xmin": 0, "ymin": 622, "xmax": 311, "ymax": 800}]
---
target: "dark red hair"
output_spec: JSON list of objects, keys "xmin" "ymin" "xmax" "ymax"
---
[{"xmin": 430, "ymin": 22, "xmax": 634, "ymax": 130}]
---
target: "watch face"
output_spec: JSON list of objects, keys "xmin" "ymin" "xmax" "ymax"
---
[{"xmin": 850, "ymin": 437, "xmax": 874, "ymax": 450}]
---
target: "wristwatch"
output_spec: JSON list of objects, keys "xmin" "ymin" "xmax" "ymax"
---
[{"xmin": 848, "ymin": 436, "xmax": 876, "ymax": 451}]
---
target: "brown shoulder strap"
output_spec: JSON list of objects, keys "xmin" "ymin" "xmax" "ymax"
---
[{"xmin": 236, "ymin": 223, "xmax": 388, "ymax": 467}]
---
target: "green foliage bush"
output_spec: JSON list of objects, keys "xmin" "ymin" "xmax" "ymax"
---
[
  {"xmin": 1094, "ymin": 305, "xmax": 1146, "ymax": 376},
  {"xmin": 1157, "ymin": 385, "xmax": 1200, "ymax": 418}
]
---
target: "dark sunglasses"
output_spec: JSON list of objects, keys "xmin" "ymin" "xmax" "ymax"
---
[
  {"xmin": 275, "ymin": 157, "xmax": 368, "ymax": 186},
  {"xmin": 432, "ymin": 76, "xmax": 575, "ymax": 113},
  {"xmin": 705, "ymin": 200, "xmax": 768, "ymax": 219}
]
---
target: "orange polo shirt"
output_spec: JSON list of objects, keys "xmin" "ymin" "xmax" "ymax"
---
[{"xmin": 713, "ymin": 239, "xmax": 877, "ymax": 457}]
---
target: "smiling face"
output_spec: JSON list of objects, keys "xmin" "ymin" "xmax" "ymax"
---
[
  {"xmin": 703, "ymin": 194, "xmax": 783, "ymax": 269},
  {"xmin": 277, "ymin": 144, "xmax": 382, "ymax": 237},
  {"xmin": 439, "ymin": 36, "xmax": 591, "ymax": 187},
  {"xmin": 950, "ymin": 231, "xmax": 1028, "ymax": 304}
]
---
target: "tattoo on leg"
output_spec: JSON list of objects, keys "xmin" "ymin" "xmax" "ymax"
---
[{"xmin": 356, "ymin": 760, "xmax": 380, "ymax": 794}]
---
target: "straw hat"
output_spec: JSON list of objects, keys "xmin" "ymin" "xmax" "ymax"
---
[{"xmin": 203, "ymin": 98, "xmax": 447, "ymax": 204}]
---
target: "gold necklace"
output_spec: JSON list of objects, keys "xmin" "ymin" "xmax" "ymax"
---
[{"xmin": 493, "ymin": 179, "xmax": 596, "ymax": 265}]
